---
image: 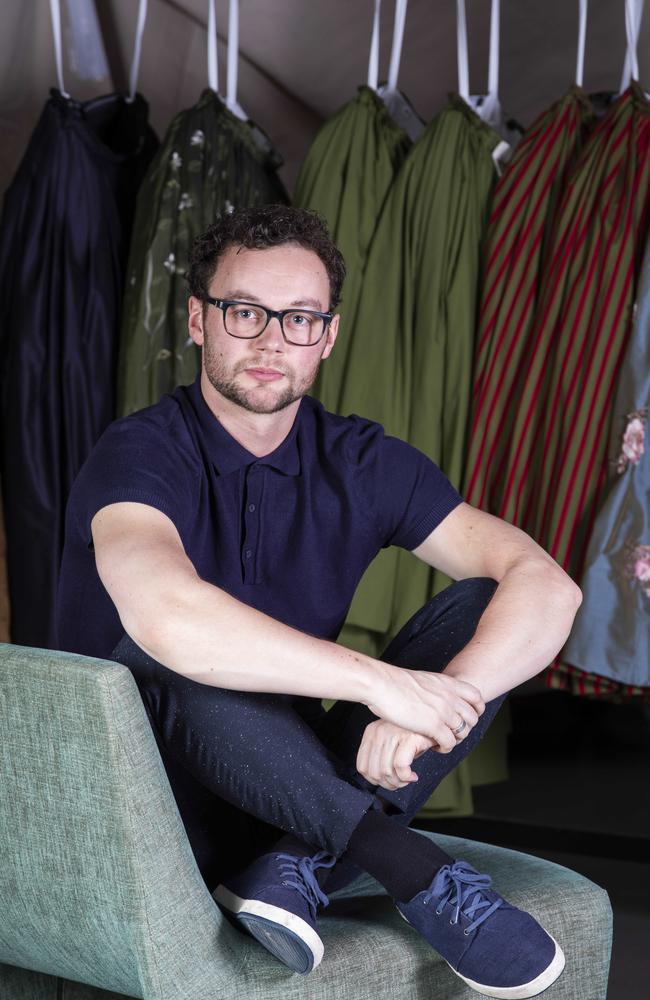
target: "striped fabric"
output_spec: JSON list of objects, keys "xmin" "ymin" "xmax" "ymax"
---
[
  {"xmin": 465, "ymin": 84, "xmax": 650, "ymax": 697},
  {"xmin": 464, "ymin": 88, "xmax": 594, "ymax": 512}
]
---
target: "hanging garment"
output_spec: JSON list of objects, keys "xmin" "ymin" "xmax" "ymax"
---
[
  {"xmin": 329, "ymin": 95, "xmax": 501, "ymax": 659},
  {"xmin": 293, "ymin": 85, "xmax": 412, "ymax": 414},
  {"xmin": 0, "ymin": 88, "xmax": 157, "ymax": 649},
  {"xmin": 464, "ymin": 87, "xmax": 594, "ymax": 512},
  {"xmin": 117, "ymin": 89, "xmax": 288, "ymax": 417},
  {"xmin": 488, "ymin": 83, "xmax": 650, "ymax": 583},
  {"xmin": 559, "ymin": 231, "xmax": 650, "ymax": 694}
]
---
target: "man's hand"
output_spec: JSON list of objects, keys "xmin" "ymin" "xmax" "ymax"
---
[
  {"xmin": 365, "ymin": 663, "xmax": 484, "ymax": 752},
  {"xmin": 356, "ymin": 720, "xmax": 438, "ymax": 791}
]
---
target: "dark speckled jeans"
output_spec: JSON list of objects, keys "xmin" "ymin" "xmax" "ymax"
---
[{"xmin": 111, "ymin": 577, "xmax": 505, "ymax": 893}]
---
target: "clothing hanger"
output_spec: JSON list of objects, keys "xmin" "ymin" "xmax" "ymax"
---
[
  {"xmin": 48, "ymin": 0, "xmax": 71, "ymax": 99},
  {"xmin": 619, "ymin": 0, "xmax": 649, "ymax": 96},
  {"xmin": 575, "ymin": 0, "xmax": 588, "ymax": 89},
  {"xmin": 207, "ymin": 0, "xmax": 276, "ymax": 154},
  {"xmin": 48, "ymin": 0, "xmax": 148, "ymax": 104},
  {"xmin": 365, "ymin": 0, "xmax": 425, "ymax": 141},
  {"xmin": 456, "ymin": 0, "xmax": 512, "ymax": 170},
  {"xmin": 208, "ymin": 0, "xmax": 247, "ymax": 120}
]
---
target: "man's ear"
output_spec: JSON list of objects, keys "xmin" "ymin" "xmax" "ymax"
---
[
  {"xmin": 188, "ymin": 295, "xmax": 205, "ymax": 347},
  {"xmin": 321, "ymin": 313, "xmax": 340, "ymax": 360}
]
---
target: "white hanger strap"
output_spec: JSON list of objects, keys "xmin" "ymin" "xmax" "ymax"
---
[
  {"xmin": 48, "ymin": 0, "xmax": 70, "ymax": 98},
  {"xmin": 620, "ymin": 0, "xmax": 644, "ymax": 92},
  {"xmin": 208, "ymin": 0, "xmax": 219, "ymax": 92},
  {"xmin": 456, "ymin": 0, "xmax": 470, "ymax": 101},
  {"xmin": 127, "ymin": 0, "xmax": 148, "ymax": 102},
  {"xmin": 367, "ymin": 0, "xmax": 381, "ymax": 91},
  {"xmin": 576, "ymin": 0, "xmax": 588, "ymax": 87},
  {"xmin": 387, "ymin": 0, "xmax": 408, "ymax": 92},
  {"xmin": 226, "ymin": 0, "xmax": 239, "ymax": 110},
  {"xmin": 487, "ymin": 0, "xmax": 500, "ymax": 100}
]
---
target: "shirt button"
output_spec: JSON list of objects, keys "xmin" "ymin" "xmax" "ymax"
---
[
  {"xmin": 245, "ymin": 549, "xmax": 252, "ymax": 559},
  {"xmin": 248, "ymin": 503, "xmax": 256, "ymax": 513}
]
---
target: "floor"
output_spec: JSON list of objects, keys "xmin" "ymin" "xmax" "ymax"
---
[{"xmin": 430, "ymin": 689, "xmax": 650, "ymax": 1000}]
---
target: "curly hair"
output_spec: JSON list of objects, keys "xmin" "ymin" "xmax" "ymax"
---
[{"xmin": 187, "ymin": 204, "xmax": 346, "ymax": 310}]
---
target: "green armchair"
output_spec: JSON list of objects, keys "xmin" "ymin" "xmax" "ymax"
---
[{"xmin": 0, "ymin": 643, "xmax": 613, "ymax": 999}]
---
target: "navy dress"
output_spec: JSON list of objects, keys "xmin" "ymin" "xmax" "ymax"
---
[{"xmin": 0, "ymin": 88, "xmax": 157, "ymax": 648}]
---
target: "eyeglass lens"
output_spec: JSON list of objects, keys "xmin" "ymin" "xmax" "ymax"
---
[{"xmin": 224, "ymin": 303, "xmax": 325, "ymax": 345}]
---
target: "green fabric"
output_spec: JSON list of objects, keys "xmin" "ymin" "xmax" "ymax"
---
[
  {"xmin": 336, "ymin": 95, "xmax": 499, "ymax": 646},
  {"xmin": 117, "ymin": 90, "xmax": 288, "ymax": 417},
  {"xmin": 0, "ymin": 644, "xmax": 612, "ymax": 999},
  {"xmin": 293, "ymin": 86, "xmax": 411, "ymax": 413}
]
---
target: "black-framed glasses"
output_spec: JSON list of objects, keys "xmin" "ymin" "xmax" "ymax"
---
[{"xmin": 204, "ymin": 296, "xmax": 333, "ymax": 347}]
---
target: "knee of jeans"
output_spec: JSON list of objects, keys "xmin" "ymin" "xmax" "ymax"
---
[
  {"xmin": 110, "ymin": 632, "xmax": 155, "ymax": 672},
  {"xmin": 449, "ymin": 576, "xmax": 498, "ymax": 611}
]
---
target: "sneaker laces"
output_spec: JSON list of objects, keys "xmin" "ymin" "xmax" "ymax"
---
[
  {"xmin": 423, "ymin": 861, "xmax": 503, "ymax": 934},
  {"xmin": 277, "ymin": 849, "xmax": 337, "ymax": 913}
]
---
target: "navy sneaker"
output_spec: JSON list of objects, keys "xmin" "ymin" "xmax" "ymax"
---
[
  {"xmin": 214, "ymin": 848, "xmax": 337, "ymax": 974},
  {"xmin": 395, "ymin": 860, "xmax": 565, "ymax": 998}
]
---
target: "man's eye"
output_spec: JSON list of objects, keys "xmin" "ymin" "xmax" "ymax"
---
[
  {"xmin": 289, "ymin": 313, "xmax": 312, "ymax": 327},
  {"xmin": 235, "ymin": 308, "xmax": 256, "ymax": 320}
]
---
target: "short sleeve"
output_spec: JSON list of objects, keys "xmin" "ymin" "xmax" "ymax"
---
[
  {"xmin": 68, "ymin": 413, "xmax": 197, "ymax": 548},
  {"xmin": 347, "ymin": 418, "xmax": 464, "ymax": 550}
]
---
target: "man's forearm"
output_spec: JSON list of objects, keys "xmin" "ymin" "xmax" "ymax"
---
[
  {"xmin": 442, "ymin": 561, "xmax": 582, "ymax": 702},
  {"xmin": 131, "ymin": 575, "xmax": 383, "ymax": 705}
]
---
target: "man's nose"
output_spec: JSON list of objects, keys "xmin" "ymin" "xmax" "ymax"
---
[{"xmin": 255, "ymin": 315, "xmax": 285, "ymax": 350}]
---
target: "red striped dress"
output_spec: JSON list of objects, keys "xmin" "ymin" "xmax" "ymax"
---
[{"xmin": 465, "ymin": 84, "xmax": 650, "ymax": 697}]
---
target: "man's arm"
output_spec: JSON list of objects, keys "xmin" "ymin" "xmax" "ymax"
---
[
  {"xmin": 411, "ymin": 501, "xmax": 583, "ymax": 701},
  {"xmin": 92, "ymin": 501, "xmax": 485, "ymax": 749}
]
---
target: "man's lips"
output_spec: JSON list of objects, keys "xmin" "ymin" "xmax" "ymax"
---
[{"xmin": 244, "ymin": 367, "xmax": 286, "ymax": 382}]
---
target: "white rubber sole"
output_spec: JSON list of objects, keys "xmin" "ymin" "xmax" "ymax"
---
[
  {"xmin": 397, "ymin": 909, "xmax": 566, "ymax": 998},
  {"xmin": 214, "ymin": 883, "xmax": 324, "ymax": 973}
]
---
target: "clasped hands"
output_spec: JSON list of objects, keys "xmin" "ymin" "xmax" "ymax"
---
[{"xmin": 359, "ymin": 667, "xmax": 485, "ymax": 792}]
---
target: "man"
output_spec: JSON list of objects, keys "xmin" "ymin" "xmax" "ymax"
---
[{"xmin": 57, "ymin": 205, "xmax": 580, "ymax": 998}]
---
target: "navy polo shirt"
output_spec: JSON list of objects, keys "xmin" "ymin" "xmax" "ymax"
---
[{"xmin": 56, "ymin": 376, "xmax": 463, "ymax": 660}]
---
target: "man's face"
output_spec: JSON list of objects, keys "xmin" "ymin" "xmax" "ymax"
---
[{"xmin": 188, "ymin": 243, "xmax": 339, "ymax": 415}]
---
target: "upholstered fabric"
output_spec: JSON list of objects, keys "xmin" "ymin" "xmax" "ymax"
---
[{"xmin": 0, "ymin": 644, "xmax": 612, "ymax": 999}]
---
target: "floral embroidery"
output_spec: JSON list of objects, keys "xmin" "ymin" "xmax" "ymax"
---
[
  {"xmin": 190, "ymin": 130, "xmax": 205, "ymax": 147},
  {"xmin": 178, "ymin": 192, "xmax": 194, "ymax": 211},
  {"xmin": 623, "ymin": 543, "xmax": 650, "ymax": 598},
  {"xmin": 170, "ymin": 151, "xmax": 182, "ymax": 171},
  {"xmin": 155, "ymin": 348, "xmax": 172, "ymax": 362},
  {"xmin": 614, "ymin": 407, "xmax": 647, "ymax": 473},
  {"xmin": 163, "ymin": 253, "xmax": 176, "ymax": 274}
]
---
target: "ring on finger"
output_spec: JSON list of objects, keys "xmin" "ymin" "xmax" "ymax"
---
[{"xmin": 451, "ymin": 719, "xmax": 468, "ymax": 737}]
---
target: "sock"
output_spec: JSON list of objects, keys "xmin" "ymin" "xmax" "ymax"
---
[{"xmin": 339, "ymin": 807, "xmax": 455, "ymax": 903}]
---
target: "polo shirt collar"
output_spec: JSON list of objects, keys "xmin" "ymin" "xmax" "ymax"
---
[{"xmin": 183, "ymin": 375, "xmax": 302, "ymax": 476}]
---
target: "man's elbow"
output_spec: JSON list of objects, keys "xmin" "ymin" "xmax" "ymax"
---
[
  {"xmin": 546, "ymin": 564, "xmax": 583, "ymax": 614},
  {"xmin": 514, "ymin": 555, "xmax": 582, "ymax": 610},
  {"xmin": 118, "ymin": 589, "xmax": 188, "ymax": 664}
]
